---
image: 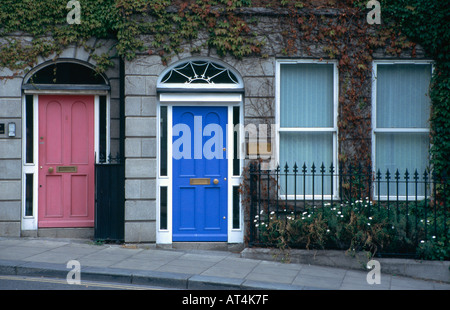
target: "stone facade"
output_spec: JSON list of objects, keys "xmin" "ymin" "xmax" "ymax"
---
[
  {"xmin": 0, "ymin": 69, "xmax": 23, "ymax": 236},
  {"xmin": 0, "ymin": 9, "xmax": 431, "ymax": 243}
]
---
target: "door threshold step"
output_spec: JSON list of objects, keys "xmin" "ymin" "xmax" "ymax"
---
[
  {"xmin": 33, "ymin": 228, "xmax": 94, "ymax": 239},
  {"xmin": 170, "ymin": 242, "xmax": 243, "ymax": 252}
]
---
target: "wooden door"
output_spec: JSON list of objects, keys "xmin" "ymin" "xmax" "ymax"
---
[
  {"xmin": 172, "ymin": 106, "xmax": 228, "ymax": 241},
  {"xmin": 38, "ymin": 95, "xmax": 95, "ymax": 228}
]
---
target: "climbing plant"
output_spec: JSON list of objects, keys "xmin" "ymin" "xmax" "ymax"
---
[
  {"xmin": 380, "ymin": 0, "xmax": 450, "ymax": 190},
  {"xmin": 0, "ymin": 0, "xmax": 448, "ymax": 177}
]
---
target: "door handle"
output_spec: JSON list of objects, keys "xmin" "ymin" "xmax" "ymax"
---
[
  {"xmin": 213, "ymin": 179, "xmax": 219, "ymax": 185},
  {"xmin": 48, "ymin": 167, "xmax": 54, "ymax": 173}
]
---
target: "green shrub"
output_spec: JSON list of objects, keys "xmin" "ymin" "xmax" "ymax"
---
[{"xmin": 253, "ymin": 198, "xmax": 449, "ymax": 260}]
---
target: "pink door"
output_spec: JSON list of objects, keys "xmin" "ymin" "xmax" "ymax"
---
[{"xmin": 38, "ymin": 95, "xmax": 95, "ymax": 228}]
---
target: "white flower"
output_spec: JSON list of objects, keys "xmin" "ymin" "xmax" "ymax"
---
[
  {"xmin": 432, "ymin": 236, "xmax": 436, "ymax": 239},
  {"xmin": 368, "ymin": 217, "xmax": 372, "ymax": 220},
  {"xmin": 326, "ymin": 229, "xmax": 330, "ymax": 233},
  {"xmin": 340, "ymin": 215, "xmax": 344, "ymax": 218},
  {"xmin": 420, "ymin": 240, "xmax": 425, "ymax": 243},
  {"xmin": 367, "ymin": 223, "xmax": 371, "ymax": 226},
  {"xmin": 270, "ymin": 211, "xmax": 275, "ymax": 215},
  {"xmin": 255, "ymin": 224, "xmax": 259, "ymax": 227}
]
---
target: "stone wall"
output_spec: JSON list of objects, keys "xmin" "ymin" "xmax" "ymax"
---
[
  {"xmin": 0, "ymin": 79, "xmax": 22, "ymax": 236},
  {"xmin": 123, "ymin": 56, "xmax": 162, "ymax": 242}
]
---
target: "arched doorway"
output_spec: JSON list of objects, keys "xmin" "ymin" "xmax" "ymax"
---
[
  {"xmin": 21, "ymin": 60, "xmax": 111, "ymax": 231},
  {"xmin": 156, "ymin": 58, "xmax": 245, "ymax": 244}
]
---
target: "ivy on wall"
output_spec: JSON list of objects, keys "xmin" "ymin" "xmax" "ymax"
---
[
  {"xmin": 0, "ymin": 0, "xmax": 448, "ymax": 178},
  {"xmin": 379, "ymin": 0, "xmax": 450, "ymax": 179}
]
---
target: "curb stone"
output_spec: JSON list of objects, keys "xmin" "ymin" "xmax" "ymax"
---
[{"xmin": 0, "ymin": 259, "xmax": 298, "ymax": 290}]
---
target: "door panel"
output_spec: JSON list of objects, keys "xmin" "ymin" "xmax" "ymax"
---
[
  {"xmin": 71, "ymin": 101, "xmax": 90, "ymax": 164},
  {"xmin": 46, "ymin": 101, "xmax": 63, "ymax": 163},
  {"xmin": 172, "ymin": 106, "xmax": 228, "ymax": 241},
  {"xmin": 38, "ymin": 95, "xmax": 95, "ymax": 228},
  {"xmin": 70, "ymin": 175, "xmax": 89, "ymax": 217},
  {"xmin": 45, "ymin": 176, "xmax": 63, "ymax": 217}
]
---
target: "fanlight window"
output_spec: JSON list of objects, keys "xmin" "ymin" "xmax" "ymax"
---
[
  {"xmin": 158, "ymin": 60, "xmax": 243, "ymax": 90},
  {"xmin": 22, "ymin": 61, "xmax": 109, "ymax": 91}
]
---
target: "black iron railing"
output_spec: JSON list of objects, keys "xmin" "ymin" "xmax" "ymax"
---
[{"xmin": 247, "ymin": 162, "xmax": 449, "ymax": 259}]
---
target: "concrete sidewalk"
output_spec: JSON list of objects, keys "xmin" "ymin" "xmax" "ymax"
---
[{"xmin": 0, "ymin": 237, "xmax": 448, "ymax": 290}]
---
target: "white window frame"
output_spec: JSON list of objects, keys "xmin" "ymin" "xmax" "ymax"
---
[
  {"xmin": 371, "ymin": 60, "xmax": 433, "ymax": 201},
  {"xmin": 275, "ymin": 59, "xmax": 339, "ymax": 200}
]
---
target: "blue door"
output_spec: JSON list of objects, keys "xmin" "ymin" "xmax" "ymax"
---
[{"xmin": 172, "ymin": 106, "xmax": 228, "ymax": 241}]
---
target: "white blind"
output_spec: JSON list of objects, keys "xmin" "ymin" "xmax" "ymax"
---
[
  {"xmin": 376, "ymin": 64, "xmax": 431, "ymax": 128},
  {"xmin": 279, "ymin": 63, "xmax": 335, "ymax": 196},
  {"xmin": 375, "ymin": 63, "xmax": 432, "ymax": 197},
  {"xmin": 280, "ymin": 63, "xmax": 334, "ymax": 128}
]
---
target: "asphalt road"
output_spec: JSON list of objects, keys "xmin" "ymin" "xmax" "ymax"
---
[{"xmin": 0, "ymin": 275, "xmax": 175, "ymax": 290}]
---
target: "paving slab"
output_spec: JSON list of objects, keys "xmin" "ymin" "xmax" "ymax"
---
[
  {"xmin": 293, "ymin": 274, "xmax": 344, "ymax": 289},
  {"xmin": 0, "ymin": 246, "xmax": 49, "ymax": 260},
  {"xmin": 389, "ymin": 275, "xmax": 436, "ymax": 290},
  {"xmin": 245, "ymin": 270, "xmax": 297, "ymax": 285}
]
